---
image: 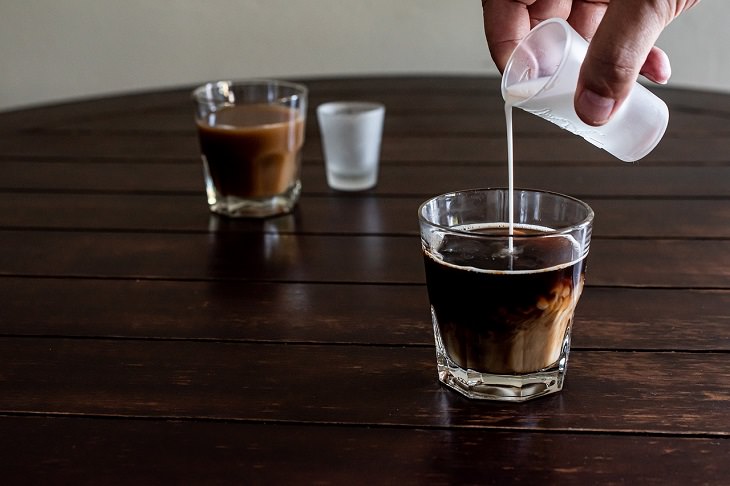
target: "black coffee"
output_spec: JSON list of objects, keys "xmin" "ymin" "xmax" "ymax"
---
[{"xmin": 423, "ymin": 224, "xmax": 586, "ymax": 374}]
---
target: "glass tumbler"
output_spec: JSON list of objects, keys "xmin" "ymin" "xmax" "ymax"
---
[
  {"xmin": 419, "ymin": 188, "xmax": 594, "ymax": 401},
  {"xmin": 193, "ymin": 80, "xmax": 307, "ymax": 218}
]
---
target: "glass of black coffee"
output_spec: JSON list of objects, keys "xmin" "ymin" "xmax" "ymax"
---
[{"xmin": 418, "ymin": 188, "xmax": 594, "ymax": 401}]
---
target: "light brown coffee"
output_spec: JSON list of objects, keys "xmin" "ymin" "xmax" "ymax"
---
[{"xmin": 197, "ymin": 104, "xmax": 305, "ymax": 198}]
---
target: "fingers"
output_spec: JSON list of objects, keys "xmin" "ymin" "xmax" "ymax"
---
[
  {"xmin": 482, "ymin": 0, "xmax": 534, "ymax": 71},
  {"xmin": 640, "ymin": 46, "xmax": 672, "ymax": 85},
  {"xmin": 483, "ymin": 0, "xmax": 696, "ymax": 126},
  {"xmin": 569, "ymin": 2, "xmax": 671, "ymax": 85},
  {"xmin": 525, "ymin": 0, "xmax": 573, "ymax": 26},
  {"xmin": 566, "ymin": 0, "xmax": 609, "ymax": 41},
  {"xmin": 482, "ymin": 0, "xmax": 572, "ymax": 71},
  {"xmin": 574, "ymin": 0, "xmax": 674, "ymax": 125}
]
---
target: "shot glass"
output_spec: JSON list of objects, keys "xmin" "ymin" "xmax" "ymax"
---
[
  {"xmin": 193, "ymin": 80, "xmax": 307, "ymax": 218},
  {"xmin": 502, "ymin": 18, "xmax": 669, "ymax": 162},
  {"xmin": 419, "ymin": 188, "xmax": 594, "ymax": 401},
  {"xmin": 317, "ymin": 102, "xmax": 385, "ymax": 191}
]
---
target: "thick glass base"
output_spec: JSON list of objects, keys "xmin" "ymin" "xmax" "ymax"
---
[
  {"xmin": 436, "ymin": 353, "xmax": 565, "ymax": 402},
  {"xmin": 326, "ymin": 171, "xmax": 377, "ymax": 191},
  {"xmin": 206, "ymin": 180, "xmax": 301, "ymax": 218},
  {"xmin": 433, "ymin": 310, "xmax": 570, "ymax": 402}
]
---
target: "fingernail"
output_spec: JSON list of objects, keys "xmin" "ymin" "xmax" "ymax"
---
[{"xmin": 576, "ymin": 89, "xmax": 615, "ymax": 125}]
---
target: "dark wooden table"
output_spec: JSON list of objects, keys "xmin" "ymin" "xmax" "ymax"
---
[{"xmin": 1, "ymin": 76, "xmax": 729, "ymax": 484}]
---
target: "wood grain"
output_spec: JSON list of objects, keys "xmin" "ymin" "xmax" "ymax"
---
[
  {"xmin": 1, "ymin": 76, "xmax": 728, "ymax": 484},
  {"xmin": 0, "ymin": 230, "xmax": 728, "ymax": 287},
  {"xmin": 2, "ymin": 161, "xmax": 730, "ymax": 197},
  {"xmin": 4, "ymin": 130, "xmax": 730, "ymax": 164},
  {"xmin": 0, "ymin": 338, "xmax": 728, "ymax": 435},
  {"xmin": 2, "ymin": 416, "xmax": 727, "ymax": 485},
  {"xmin": 1, "ymin": 193, "xmax": 729, "ymax": 238},
  {"xmin": 0, "ymin": 338, "xmax": 730, "ymax": 437},
  {"xmin": 0, "ymin": 278, "xmax": 727, "ymax": 351},
  {"xmin": 0, "ymin": 416, "xmax": 727, "ymax": 485}
]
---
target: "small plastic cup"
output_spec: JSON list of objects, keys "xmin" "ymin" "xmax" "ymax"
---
[
  {"xmin": 317, "ymin": 102, "xmax": 385, "ymax": 191},
  {"xmin": 502, "ymin": 18, "xmax": 669, "ymax": 162}
]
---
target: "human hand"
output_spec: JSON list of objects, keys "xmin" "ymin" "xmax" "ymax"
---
[{"xmin": 482, "ymin": 0, "xmax": 700, "ymax": 125}]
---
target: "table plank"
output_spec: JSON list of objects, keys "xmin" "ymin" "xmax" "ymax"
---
[
  {"xmin": 0, "ymin": 338, "xmax": 728, "ymax": 435},
  {"xmin": 1, "ymin": 193, "xmax": 729, "ymax": 238},
  {"xmin": 14, "ymin": 100, "xmax": 730, "ymax": 137},
  {"xmin": 1, "ymin": 416, "xmax": 727, "ymax": 485},
  {"xmin": 2, "ymin": 162, "xmax": 730, "ymax": 197},
  {"xmin": 0, "ymin": 77, "xmax": 497, "ymax": 132},
  {"xmin": 3, "ymin": 131, "xmax": 730, "ymax": 164},
  {"xmin": 0, "ymin": 231, "xmax": 727, "ymax": 287},
  {"xmin": 3, "ymin": 76, "xmax": 729, "ymax": 130},
  {"xmin": 0, "ymin": 278, "xmax": 727, "ymax": 351}
]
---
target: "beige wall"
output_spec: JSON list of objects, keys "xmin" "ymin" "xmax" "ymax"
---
[{"xmin": 1, "ymin": 1, "xmax": 727, "ymax": 111}]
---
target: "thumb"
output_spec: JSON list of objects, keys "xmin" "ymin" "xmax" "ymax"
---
[{"xmin": 574, "ymin": 1, "xmax": 673, "ymax": 126}]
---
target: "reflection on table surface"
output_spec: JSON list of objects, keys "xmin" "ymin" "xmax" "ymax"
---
[{"xmin": 0, "ymin": 76, "xmax": 728, "ymax": 484}]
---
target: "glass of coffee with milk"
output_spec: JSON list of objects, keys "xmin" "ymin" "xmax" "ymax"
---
[
  {"xmin": 419, "ymin": 189, "xmax": 593, "ymax": 401},
  {"xmin": 193, "ymin": 80, "xmax": 307, "ymax": 218}
]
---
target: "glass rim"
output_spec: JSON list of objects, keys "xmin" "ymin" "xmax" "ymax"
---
[
  {"xmin": 418, "ymin": 187, "xmax": 594, "ymax": 238},
  {"xmin": 317, "ymin": 101, "xmax": 385, "ymax": 117},
  {"xmin": 501, "ymin": 17, "xmax": 572, "ymax": 105},
  {"xmin": 191, "ymin": 79, "xmax": 308, "ymax": 104}
]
